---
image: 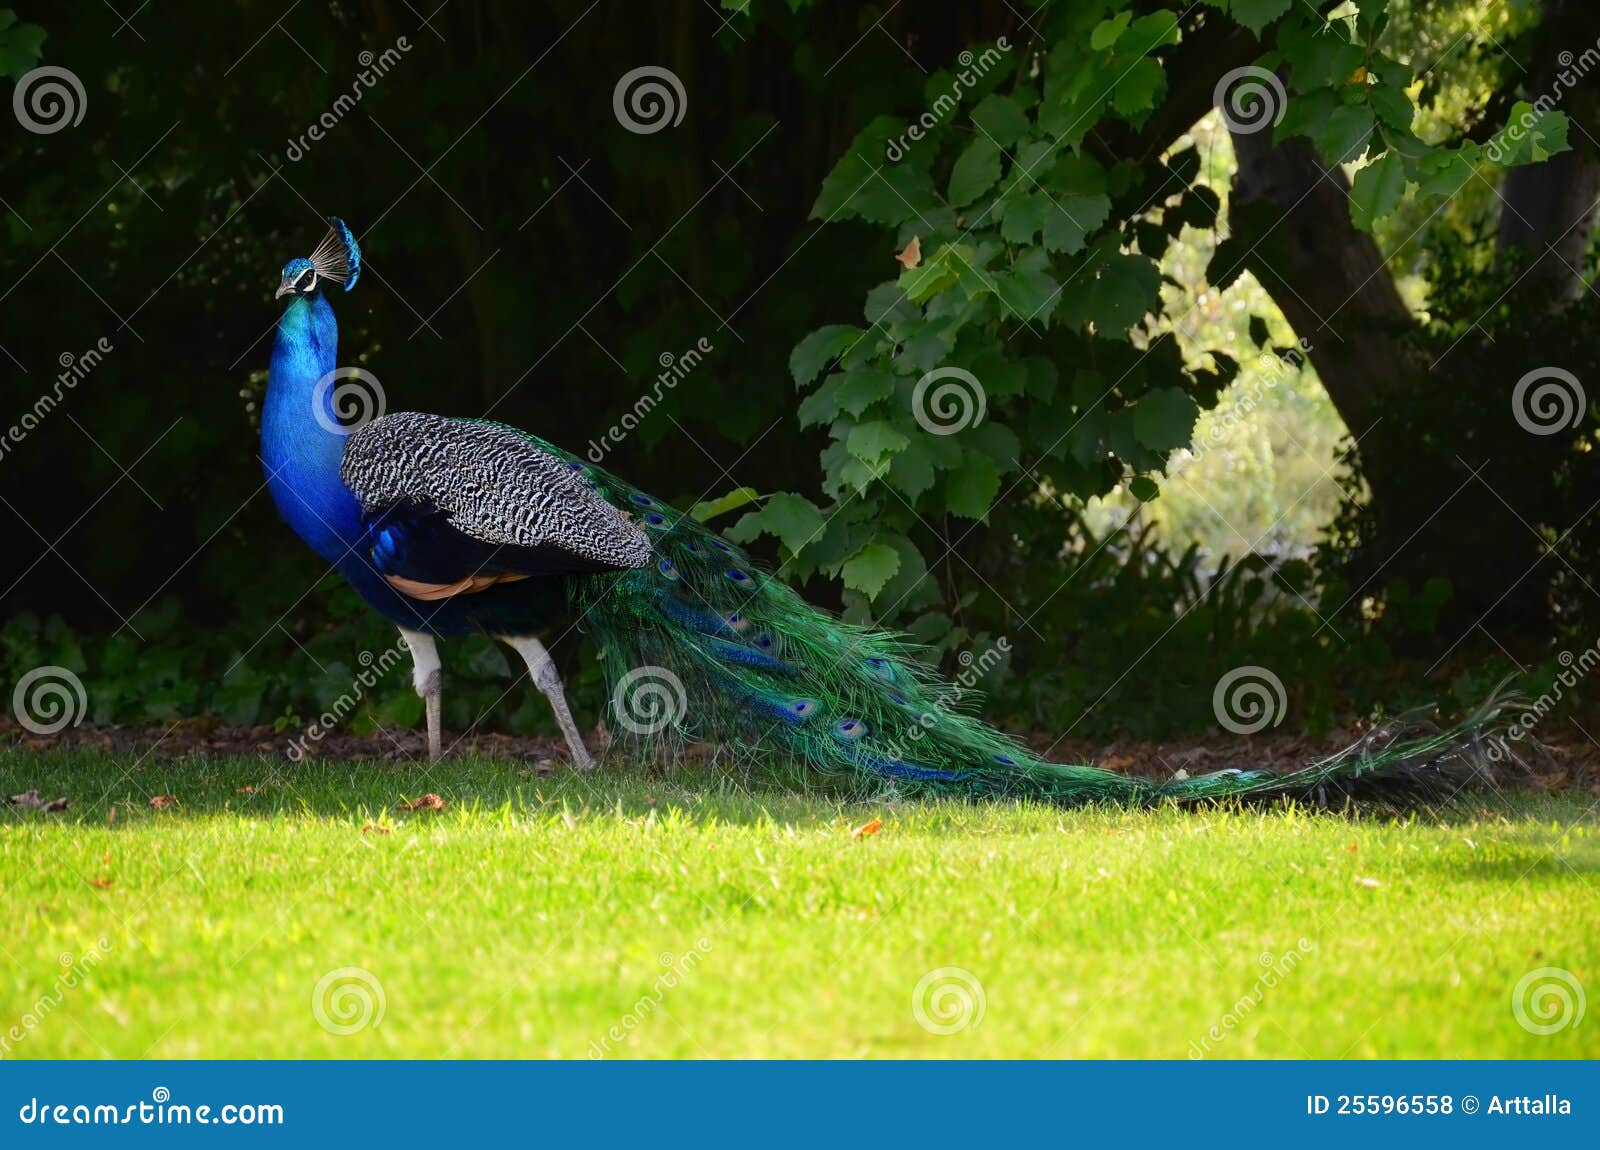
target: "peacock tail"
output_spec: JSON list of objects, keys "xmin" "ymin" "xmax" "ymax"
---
[{"xmin": 516, "ymin": 432, "xmax": 1506, "ymax": 808}]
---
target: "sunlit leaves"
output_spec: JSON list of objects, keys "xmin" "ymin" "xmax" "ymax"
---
[
  {"xmin": 729, "ymin": 493, "xmax": 826, "ymax": 555},
  {"xmin": 840, "ymin": 541, "xmax": 900, "ymax": 598}
]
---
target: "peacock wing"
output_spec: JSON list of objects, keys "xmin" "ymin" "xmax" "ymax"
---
[{"xmin": 340, "ymin": 413, "xmax": 654, "ymax": 582}]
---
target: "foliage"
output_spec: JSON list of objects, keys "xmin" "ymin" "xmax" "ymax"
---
[{"xmin": 741, "ymin": 0, "xmax": 1569, "ymax": 638}]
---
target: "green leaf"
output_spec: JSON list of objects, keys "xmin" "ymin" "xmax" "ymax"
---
[
  {"xmin": 1043, "ymin": 192, "xmax": 1111, "ymax": 254},
  {"xmin": 690, "ymin": 486, "xmax": 761, "ymax": 524},
  {"xmin": 1061, "ymin": 252, "xmax": 1161, "ymax": 338},
  {"xmin": 1207, "ymin": 236, "xmax": 1250, "ymax": 291},
  {"xmin": 846, "ymin": 420, "xmax": 910, "ymax": 465},
  {"xmin": 1090, "ymin": 11, "xmax": 1131, "ymax": 50},
  {"xmin": 811, "ymin": 116, "xmax": 938, "ymax": 224},
  {"xmin": 888, "ymin": 439, "xmax": 937, "ymax": 500},
  {"xmin": 841, "ymin": 542, "xmax": 901, "ymax": 599},
  {"xmin": 797, "ymin": 382, "xmax": 840, "ymax": 429},
  {"xmin": 729, "ymin": 492, "xmax": 827, "ymax": 554},
  {"xmin": 1000, "ymin": 193, "xmax": 1050, "ymax": 244},
  {"xmin": 1121, "ymin": 10, "xmax": 1182, "ymax": 55},
  {"xmin": 0, "ymin": 14, "xmax": 46, "ymax": 79},
  {"xmin": 1128, "ymin": 475, "xmax": 1160, "ymax": 502},
  {"xmin": 790, "ymin": 325, "xmax": 863, "ymax": 388},
  {"xmin": 1349, "ymin": 151, "xmax": 1406, "ymax": 231},
  {"xmin": 970, "ymin": 93, "xmax": 1030, "ymax": 146},
  {"xmin": 1230, "ymin": 0, "xmax": 1292, "ymax": 35},
  {"xmin": 1492, "ymin": 102, "xmax": 1571, "ymax": 166},
  {"xmin": 1357, "ymin": 0, "xmax": 1390, "ymax": 40},
  {"xmin": 1369, "ymin": 81, "xmax": 1413, "ymax": 131},
  {"xmin": 945, "ymin": 451, "xmax": 1001, "ymax": 519},
  {"xmin": 995, "ymin": 249, "xmax": 1061, "ymax": 325},
  {"xmin": 1130, "ymin": 387, "xmax": 1199, "ymax": 453},
  {"xmin": 1112, "ymin": 58, "xmax": 1166, "ymax": 118},
  {"xmin": 834, "ymin": 369, "xmax": 897, "ymax": 416},
  {"xmin": 1316, "ymin": 105, "xmax": 1375, "ymax": 163},
  {"xmin": 949, "ymin": 137, "xmax": 1003, "ymax": 206}
]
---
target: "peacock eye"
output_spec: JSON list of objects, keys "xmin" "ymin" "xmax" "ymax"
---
[{"xmin": 297, "ymin": 270, "xmax": 315, "ymax": 289}]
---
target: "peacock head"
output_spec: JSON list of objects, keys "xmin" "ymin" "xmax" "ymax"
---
[{"xmin": 275, "ymin": 216, "xmax": 361, "ymax": 300}]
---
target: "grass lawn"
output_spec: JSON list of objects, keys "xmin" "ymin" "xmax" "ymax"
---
[{"xmin": 2, "ymin": 748, "xmax": 1597, "ymax": 1059}]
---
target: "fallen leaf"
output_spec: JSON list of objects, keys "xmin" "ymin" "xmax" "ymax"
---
[
  {"xmin": 88, "ymin": 877, "xmax": 114, "ymax": 889},
  {"xmin": 236, "ymin": 785, "xmax": 256, "ymax": 794},
  {"xmin": 1353, "ymin": 876, "xmax": 1382, "ymax": 889},
  {"xmin": 1347, "ymin": 841, "xmax": 1358, "ymax": 852},
  {"xmin": 361, "ymin": 821, "xmax": 392, "ymax": 835},
  {"xmin": 894, "ymin": 235, "xmax": 922, "ymax": 269},
  {"xmin": 396, "ymin": 793, "xmax": 445, "ymax": 812},
  {"xmin": 149, "ymin": 795, "xmax": 176, "ymax": 810},
  {"xmin": 7, "ymin": 789, "xmax": 68, "ymax": 812},
  {"xmin": 852, "ymin": 817, "xmax": 883, "ymax": 839},
  {"xmin": 106, "ymin": 806, "xmax": 116, "ymax": 826}
]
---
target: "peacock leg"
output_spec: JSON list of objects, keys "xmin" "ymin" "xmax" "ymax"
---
[
  {"xmin": 399, "ymin": 627, "xmax": 442, "ymax": 761},
  {"xmin": 497, "ymin": 634, "xmax": 596, "ymax": 771}
]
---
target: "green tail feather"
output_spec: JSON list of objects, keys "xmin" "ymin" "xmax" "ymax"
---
[{"xmin": 547, "ymin": 447, "xmax": 1503, "ymax": 807}]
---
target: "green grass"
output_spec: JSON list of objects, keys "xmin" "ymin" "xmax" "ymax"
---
[{"xmin": 2, "ymin": 749, "xmax": 1596, "ymax": 1059}]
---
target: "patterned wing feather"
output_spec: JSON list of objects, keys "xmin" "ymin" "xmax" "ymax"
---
[{"xmin": 341, "ymin": 413, "xmax": 652, "ymax": 572}]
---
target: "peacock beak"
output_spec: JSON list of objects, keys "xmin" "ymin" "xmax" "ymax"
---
[{"xmin": 274, "ymin": 277, "xmax": 297, "ymax": 300}]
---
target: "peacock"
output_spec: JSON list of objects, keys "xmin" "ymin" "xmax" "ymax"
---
[{"xmin": 263, "ymin": 218, "xmax": 1504, "ymax": 805}]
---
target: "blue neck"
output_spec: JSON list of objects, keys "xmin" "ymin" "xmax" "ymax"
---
[{"xmin": 262, "ymin": 292, "xmax": 365, "ymax": 563}]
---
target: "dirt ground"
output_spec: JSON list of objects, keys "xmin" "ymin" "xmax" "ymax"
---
[{"xmin": 4, "ymin": 714, "xmax": 1595, "ymax": 796}]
